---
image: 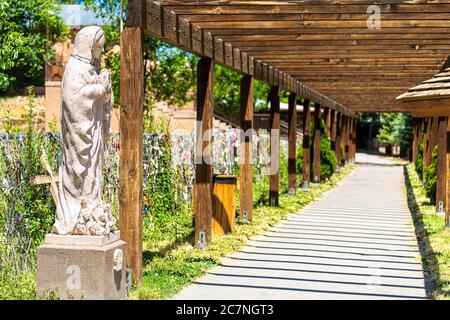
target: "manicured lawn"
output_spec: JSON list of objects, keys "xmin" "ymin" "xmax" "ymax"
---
[
  {"xmin": 131, "ymin": 165, "xmax": 355, "ymax": 299},
  {"xmin": 404, "ymin": 163, "xmax": 450, "ymax": 300}
]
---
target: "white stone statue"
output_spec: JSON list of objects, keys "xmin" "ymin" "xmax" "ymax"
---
[{"xmin": 52, "ymin": 26, "xmax": 117, "ymax": 236}]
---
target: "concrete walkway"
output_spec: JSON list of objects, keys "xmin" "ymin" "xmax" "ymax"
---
[{"xmin": 174, "ymin": 153, "xmax": 427, "ymax": 300}]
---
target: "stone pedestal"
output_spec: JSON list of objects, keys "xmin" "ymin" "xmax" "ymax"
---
[{"xmin": 36, "ymin": 231, "xmax": 126, "ymax": 300}]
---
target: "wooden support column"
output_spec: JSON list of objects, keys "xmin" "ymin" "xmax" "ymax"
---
[
  {"xmin": 352, "ymin": 118, "xmax": 357, "ymax": 161},
  {"xmin": 288, "ymin": 92, "xmax": 297, "ymax": 195},
  {"xmin": 423, "ymin": 117, "xmax": 430, "ymax": 182},
  {"xmin": 195, "ymin": 57, "xmax": 214, "ymax": 246},
  {"xmin": 344, "ymin": 116, "xmax": 350, "ymax": 164},
  {"xmin": 120, "ymin": 0, "xmax": 145, "ymax": 287},
  {"xmin": 446, "ymin": 118, "xmax": 450, "ymax": 226},
  {"xmin": 412, "ymin": 117, "xmax": 420, "ymax": 166},
  {"xmin": 313, "ymin": 103, "xmax": 321, "ymax": 183},
  {"xmin": 323, "ymin": 107, "xmax": 331, "ymax": 139},
  {"xmin": 330, "ymin": 109, "xmax": 337, "ymax": 156},
  {"xmin": 269, "ymin": 86, "xmax": 280, "ymax": 206},
  {"xmin": 335, "ymin": 112, "xmax": 342, "ymax": 166},
  {"xmin": 302, "ymin": 99, "xmax": 311, "ymax": 189},
  {"xmin": 350, "ymin": 118, "xmax": 355, "ymax": 162},
  {"xmin": 430, "ymin": 116, "xmax": 439, "ymax": 157},
  {"xmin": 239, "ymin": 75, "xmax": 253, "ymax": 222},
  {"xmin": 437, "ymin": 116, "xmax": 448, "ymax": 214}
]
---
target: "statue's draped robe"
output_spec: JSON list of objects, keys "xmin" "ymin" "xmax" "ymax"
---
[{"xmin": 53, "ymin": 26, "xmax": 112, "ymax": 235}]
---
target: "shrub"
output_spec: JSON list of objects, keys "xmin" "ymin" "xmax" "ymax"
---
[
  {"xmin": 297, "ymin": 119, "xmax": 338, "ymax": 183},
  {"xmin": 424, "ymin": 145, "xmax": 438, "ymax": 204},
  {"xmin": 416, "ymin": 141, "xmax": 424, "ymax": 178},
  {"xmin": 0, "ymin": 89, "xmax": 57, "ymax": 273}
]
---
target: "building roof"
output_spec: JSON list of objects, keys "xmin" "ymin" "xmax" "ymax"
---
[
  {"xmin": 60, "ymin": 4, "xmax": 107, "ymax": 28},
  {"xmin": 397, "ymin": 67, "xmax": 450, "ymax": 102}
]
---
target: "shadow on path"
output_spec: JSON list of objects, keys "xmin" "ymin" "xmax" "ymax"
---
[{"xmin": 403, "ymin": 165, "xmax": 437, "ymax": 298}]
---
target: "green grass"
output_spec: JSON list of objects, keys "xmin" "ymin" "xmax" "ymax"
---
[
  {"xmin": 131, "ymin": 165, "xmax": 355, "ymax": 300},
  {"xmin": 404, "ymin": 163, "xmax": 450, "ymax": 300},
  {"xmin": 0, "ymin": 269, "xmax": 37, "ymax": 300}
]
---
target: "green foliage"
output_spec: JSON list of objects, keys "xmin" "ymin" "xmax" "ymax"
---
[
  {"xmin": 296, "ymin": 138, "xmax": 303, "ymax": 185},
  {"xmin": 377, "ymin": 113, "xmax": 413, "ymax": 156},
  {"xmin": 0, "ymin": 0, "xmax": 68, "ymax": 94},
  {"xmin": 297, "ymin": 119, "xmax": 337, "ymax": 182},
  {"xmin": 214, "ymin": 65, "xmax": 271, "ymax": 116},
  {"xmin": 424, "ymin": 145, "xmax": 438, "ymax": 204},
  {"xmin": 378, "ymin": 113, "xmax": 400, "ymax": 146},
  {"xmin": 142, "ymin": 116, "xmax": 193, "ymax": 244},
  {"xmin": 279, "ymin": 146, "xmax": 289, "ymax": 194},
  {"xmin": 416, "ymin": 141, "xmax": 424, "ymax": 178},
  {"xmin": 319, "ymin": 130, "xmax": 338, "ymax": 181},
  {"xmin": 0, "ymin": 88, "xmax": 57, "ymax": 274},
  {"xmin": 397, "ymin": 113, "xmax": 413, "ymax": 156},
  {"xmin": 405, "ymin": 163, "xmax": 450, "ymax": 300}
]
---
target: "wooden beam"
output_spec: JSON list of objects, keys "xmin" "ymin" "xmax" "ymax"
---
[
  {"xmin": 288, "ymin": 92, "xmax": 297, "ymax": 195},
  {"xmin": 195, "ymin": 57, "xmax": 214, "ymax": 247},
  {"xmin": 120, "ymin": 0, "xmax": 145, "ymax": 287},
  {"xmin": 239, "ymin": 75, "xmax": 253, "ymax": 222},
  {"xmin": 302, "ymin": 99, "xmax": 311, "ymax": 190},
  {"xmin": 313, "ymin": 103, "xmax": 321, "ymax": 184},
  {"xmin": 269, "ymin": 85, "xmax": 280, "ymax": 206},
  {"xmin": 437, "ymin": 116, "xmax": 448, "ymax": 214}
]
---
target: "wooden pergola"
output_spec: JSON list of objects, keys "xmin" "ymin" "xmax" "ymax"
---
[
  {"xmin": 120, "ymin": 0, "xmax": 450, "ymax": 285},
  {"xmin": 397, "ymin": 68, "xmax": 450, "ymax": 227}
]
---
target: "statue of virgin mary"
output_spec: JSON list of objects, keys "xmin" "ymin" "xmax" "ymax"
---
[{"xmin": 52, "ymin": 26, "xmax": 117, "ymax": 236}]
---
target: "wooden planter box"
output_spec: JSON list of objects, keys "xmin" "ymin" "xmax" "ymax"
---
[{"xmin": 212, "ymin": 175, "xmax": 237, "ymax": 235}]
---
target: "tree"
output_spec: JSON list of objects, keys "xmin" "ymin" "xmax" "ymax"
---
[
  {"xmin": 0, "ymin": 0, "xmax": 68, "ymax": 94},
  {"xmin": 214, "ymin": 65, "xmax": 271, "ymax": 117},
  {"xmin": 378, "ymin": 113, "xmax": 413, "ymax": 156}
]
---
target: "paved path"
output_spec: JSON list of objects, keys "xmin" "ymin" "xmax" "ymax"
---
[{"xmin": 174, "ymin": 153, "xmax": 427, "ymax": 300}]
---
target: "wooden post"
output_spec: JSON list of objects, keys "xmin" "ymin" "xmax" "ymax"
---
[
  {"xmin": 288, "ymin": 92, "xmax": 297, "ymax": 195},
  {"xmin": 344, "ymin": 116, "xmax": 350, "ymax": 164},
  {"xmin": 269, "ymin": 86, "xmax": 280, "ymax": 206},
  {"xmin": 412, "ymin": 118, "xmax": 419, "ymax": 166},
  {"xmin": 120, "ymin": 0, "xmax": 145, "ymax": 287},
  {"xmin": 239, "ymin": 75, "xmax": 253, "ymax": 222},
  {"xmin": 313, "ymin": 103, "xmax": 321, "ymax": 183},
  {"xmin": 330, "ymin": 109, "xmax": 337, "ymax": 156},
  {"xmin": 195, "ymin": 57, "xmax": 214, "ymax": 246},
  {"xmin": 302, "ymin": 99, "xmax": 311, "ymax": 189},
  {"xmin": 340, "ymin": 115, "xmax": 347, "ymax": 165},
  {"xmin": 423, "ymin": 117, "xmax": 430, "ymax": 182},
  {"xmin": 323, "ymin": 107, "xmax": 331, "ymax": 139},
  {"xmin": 335, "ymin": 112, "xmax": 342, "ymax": 166},
  {"xmin": 446, "ymin": 118, "xmax": 450, "ymax": 226},
  {"xmin": 430, "ymin": 117, "xmax": 439, "ymax": 152},
  {"xmin": 352, "ymin": 118, "xmax": 357, "ymax": 162},
  {"xmin": 437, "ymin": 116, "xmax": 448, "ymax": 214},
  {"xmin": 348, "ymin": 117, "xmax": 354, "ymax": 162}
]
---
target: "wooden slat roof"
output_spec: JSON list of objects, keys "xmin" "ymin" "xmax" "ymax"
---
[
  {"xmin": 144, "ymin": 0, "xmax": 450, "ymax": 115},
  {"xmin": 397, "ymin": 67, "xmax": 450, "ymax": 102}
]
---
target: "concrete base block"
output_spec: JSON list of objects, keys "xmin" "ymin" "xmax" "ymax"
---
[{"xmin": 36, "ymin": 234, "xmax": 126, "ymax": 300}]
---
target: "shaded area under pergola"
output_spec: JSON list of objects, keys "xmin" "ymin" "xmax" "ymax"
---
[{"xmin": 119, "ymin": 0, "xmax": 450, "ymax": 286}]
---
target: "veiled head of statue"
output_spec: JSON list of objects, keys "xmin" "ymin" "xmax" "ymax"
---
[{"xmin": 72, "ymin": 26, "xmax": 105, "ymax": 70}]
